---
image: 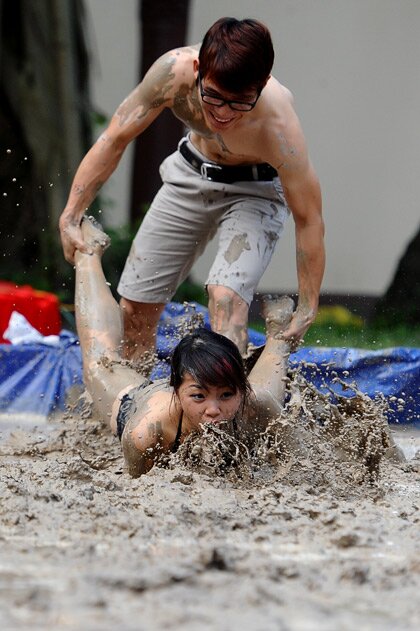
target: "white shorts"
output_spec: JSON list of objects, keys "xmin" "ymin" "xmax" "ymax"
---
[{"xmin": 118, "ymin": 137, "xmax": 290, "ymax": 306}]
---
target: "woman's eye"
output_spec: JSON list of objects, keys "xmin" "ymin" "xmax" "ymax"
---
[
  {"xmin": 191, "ymin": 393, "xmax": 204, "ymax": 400},
  {"xmin": 221, "ymin": 391, "xmax": 234, "ymax": 400}
]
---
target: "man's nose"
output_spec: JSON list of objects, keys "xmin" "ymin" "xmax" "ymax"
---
[{"xmin": 215, "ymin": 102, "xmax": 233, "ymax": 115}]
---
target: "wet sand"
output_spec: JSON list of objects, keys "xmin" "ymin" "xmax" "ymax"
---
[{"xmin": 0, "ymin": 397, "xmax": 419, "ymax": 630}]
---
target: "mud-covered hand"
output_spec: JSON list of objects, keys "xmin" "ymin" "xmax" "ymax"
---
[
  {"xmin": 59, "ymin": 214, "xmax": 93, "ymax": 264},
  {"xmin": 280, "ymin": 305, "xmax": 317, "ymax": 350}
]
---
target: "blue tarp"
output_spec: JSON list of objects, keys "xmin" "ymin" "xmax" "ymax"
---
[
  {"xmin": 0, "ymin": 302, "xmax": 419, "ymax": 424},
  {"xmin": 290, "ymin": 346, "xmax": 420, "ymax": 425},
  {"xmin": 0, "ymin": 330, "xmax": 82, "ymax": 416}
]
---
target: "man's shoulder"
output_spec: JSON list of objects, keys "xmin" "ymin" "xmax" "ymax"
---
[
  {"xmin": 258, "ymin": 77, "xmax": 300, "ymax": 137},
  {"xmin": 251, "ymin": 78, "xmax": 310, "ymax": 167},
  {"xmin": 265, "ymin": 76, "xmax": 295, "ymax": 114},
  {"xmin": 137, "ymin": 45, "xmax": 197, "ymax": 105},
  {"xmin": 165, "ymin": 44, "xmax": 199, "ymax": 70},
  {"xmin": 150, "ymin": 44, "xmax": 198, "ymax": 90}
]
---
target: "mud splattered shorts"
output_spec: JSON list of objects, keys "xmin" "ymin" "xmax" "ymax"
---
[{"xmin": 117, "ymin": 136, "xmax": 290, "ymax": 306}]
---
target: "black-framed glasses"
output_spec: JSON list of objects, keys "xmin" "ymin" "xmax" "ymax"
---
[{"xmin": 198, "ymin": 73, "xmax": 261, "ymax": 112}]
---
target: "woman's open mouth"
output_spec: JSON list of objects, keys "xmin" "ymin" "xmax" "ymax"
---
[{"xmin": 202, "ymin": 417, "xmax": 232, "ymax": 426}]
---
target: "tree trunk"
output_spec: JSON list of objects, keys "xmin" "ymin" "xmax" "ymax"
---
[
  {"xmin": 130, "ymin": 0, "xmax": 190, "ymax": 222},
  {"xmin": 371, "ymin": 224, "xmax": 420, "ymax": 326},
  {"xmin": 0, "ymin": 0, "xmax": 91, "ymax": 301}
]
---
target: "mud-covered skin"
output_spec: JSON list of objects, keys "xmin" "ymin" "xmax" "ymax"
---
[
  {"xmin": 59, "ymin": 42, "xmax": 324, "ymax": 345},
  {"xmin": 172, "ymin": 368, "xmax": 402, "ymax": 484},
  {"xmin": 119, "ymin": 295, "xmax": 294, "ymax": 477},
  {"xmin": 74, "ymin": 221, "xmax": 296, "ymax": 478}
]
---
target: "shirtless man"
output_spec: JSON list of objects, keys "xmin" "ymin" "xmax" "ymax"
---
[{"xmin": 59, "ymin": 17, "xmax": 324, "ymax": 361}]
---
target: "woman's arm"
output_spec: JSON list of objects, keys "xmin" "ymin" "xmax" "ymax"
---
[
  {"xmin": 243, "ymin": 297, "xmax": 293, "ymax": 437},
  {"xmin": 120, "ymin": 389, "xmax": 177, "ymax": 477}
]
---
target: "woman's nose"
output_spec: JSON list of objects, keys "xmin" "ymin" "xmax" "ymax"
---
[{"xmin": 205, "ymin": 400, "xmax": 221, "ymax": 417}]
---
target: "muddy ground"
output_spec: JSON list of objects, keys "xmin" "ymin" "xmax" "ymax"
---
[{"xmin": 0, "ymin": 382, "xmax": 419, "ymax": 631}]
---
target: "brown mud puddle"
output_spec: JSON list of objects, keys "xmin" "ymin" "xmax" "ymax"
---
[{"xmin": 0, "ymin": 372, "xmax": 419, "ymax": 630}]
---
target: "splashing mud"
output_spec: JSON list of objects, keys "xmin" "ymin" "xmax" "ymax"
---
[
  {"xmin": 168, "ymin": 367, "xmax": 403, "ymax": 495},
  {"xmin": 0, "ymin": 366, "xmax": 419, "ymax": 629}
]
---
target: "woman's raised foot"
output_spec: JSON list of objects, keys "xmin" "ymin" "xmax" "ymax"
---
[{"xmin": 80, "ymin": 215, "xmax": 111, "ymax": 255}]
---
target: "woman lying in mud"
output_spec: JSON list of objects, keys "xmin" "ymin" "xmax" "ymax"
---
[{"xmin": 75, "ymin": 216, "xmax": 294, "ymax": 477}]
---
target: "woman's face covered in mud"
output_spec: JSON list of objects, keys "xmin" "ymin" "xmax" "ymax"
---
[{"xmin": 176, "ymin": 372, "xmax": 242, "ymax": 428}]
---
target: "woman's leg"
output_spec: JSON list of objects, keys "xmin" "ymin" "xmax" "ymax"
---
[
  {"xmin": 75, "ymin": 217, "xmax": 145, "ymax": 426},
  {"xmin": 248, "ymin": 296, "xmax": 294, "ymax": 419}
]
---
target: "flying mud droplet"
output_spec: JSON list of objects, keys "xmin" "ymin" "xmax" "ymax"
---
[{"xmin": 160, "ymin": 364, "xmax": 401, "ymax": 491}]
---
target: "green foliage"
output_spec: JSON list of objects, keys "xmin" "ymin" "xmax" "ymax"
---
[
  {"xmin": 250, "ymin": 319, "xmax": 420, "ymax": 349},
  {"xmin": 302, "ymin": 323, "xmax": 420, "ymax": 349},
  {"xmin": 101, "ymin": 222, "xmax": 140, "ymax": 296},
  {"xmin": 3, "ymin": 253, "xmax": 75, "ymax": 305},
  {"xmin": 173, "ymin": 279, "xmax": 207, "ymax": 305},
  {"xmin": 91, "ymin": 110, "xmax": 109, "ymax": 127},
  {"xmin": 251, "ymin": 302, "xmax": 420, "ymax": 348}
]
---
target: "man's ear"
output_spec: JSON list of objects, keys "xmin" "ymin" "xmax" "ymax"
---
[
  {"xmin": 193, "ymin": 59, "xmax": 199, "ymax": 77},
  {"xmin": 262, "ymin": 74, "xmax": 271, "ymax": 89}
]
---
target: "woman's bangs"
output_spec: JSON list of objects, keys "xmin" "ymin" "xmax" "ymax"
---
[{"xmin": 186, "ymin": 352, "xmax": 239, "ymax": 392}]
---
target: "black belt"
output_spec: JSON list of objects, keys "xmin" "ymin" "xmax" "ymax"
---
[{"xmin": 179, "ymin": 139, "xmax": 277, "ymax": 184}]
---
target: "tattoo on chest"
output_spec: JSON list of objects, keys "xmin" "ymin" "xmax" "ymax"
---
[
  {"xmin": 215, "ymin": 134, "xmax": 232, "ymax": 155},
  {"xmin": 172, "ymin": 82, "xmax": 211, "ymax": 137}
]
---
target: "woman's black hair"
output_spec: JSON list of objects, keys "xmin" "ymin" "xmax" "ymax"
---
[{"xmin": 170, "ymin": 328, "xmax": 251, "ymax": 398}]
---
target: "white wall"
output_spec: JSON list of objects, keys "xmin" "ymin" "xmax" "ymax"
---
[
  {"xmin": 85, "ymin": 0, "xmax": 420, "ymax": 297},
  {"xmin": 85, "ymin": 0, "xmax": 138, "ymax": 227}
]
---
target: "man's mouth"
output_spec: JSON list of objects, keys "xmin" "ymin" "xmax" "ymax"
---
[{"xmin": 210, "ymin": 112, "xmax": 235, "ymax": 125}]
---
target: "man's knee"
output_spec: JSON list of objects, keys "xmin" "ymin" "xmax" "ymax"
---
[
  {"xmin": 207, "ymin": 285, "xmax": 250, "ymax": 353},
  {"xmin": 207, "ymin": 285, "xmax": 249, "ymax": 324},
  {"xmin": 120, "ymin": 298, "xmax": 164, "ymax": 327},
  {"xmin": 119, "ymin": 299, "xmax": 165, "ymax": 359}
]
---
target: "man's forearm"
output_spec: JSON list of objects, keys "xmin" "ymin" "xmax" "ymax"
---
[
  {"xmin": 295, "ymin": 221, "xmax": 325, "ymax": 317},
  {"xmin": 62, "ymin": 131, "xmax": 125, "ymax": 222}
]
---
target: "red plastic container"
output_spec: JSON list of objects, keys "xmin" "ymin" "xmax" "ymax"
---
[{"xmin": 0, "ymin": 281, "xmax": 61, "ymax": 344}]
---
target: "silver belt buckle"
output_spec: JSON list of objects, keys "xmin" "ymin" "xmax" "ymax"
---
[{"xmin": 200, "ymin": 162, "xmax": 222, "ymax": 181}]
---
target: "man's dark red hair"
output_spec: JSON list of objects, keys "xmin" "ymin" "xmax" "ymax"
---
[{"xmin": 199, "ymin": 17, "xmax": 274, "ymax": 94}]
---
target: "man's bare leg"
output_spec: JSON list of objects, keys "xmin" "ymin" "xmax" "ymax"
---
[
  {"xmin": 207, "ymin": 284, "xmax": 249, "ymax": 355},
  {"xmin": 120, "ymin": 298, "xmax": 165, "ymax": 364},
  {"xmin": 248, "ymin": 296, "xmax": 294, "ymax": 418},
  {"xmin": 75, "ymin": 217, "xmax": 145, "ymax": 424}
]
